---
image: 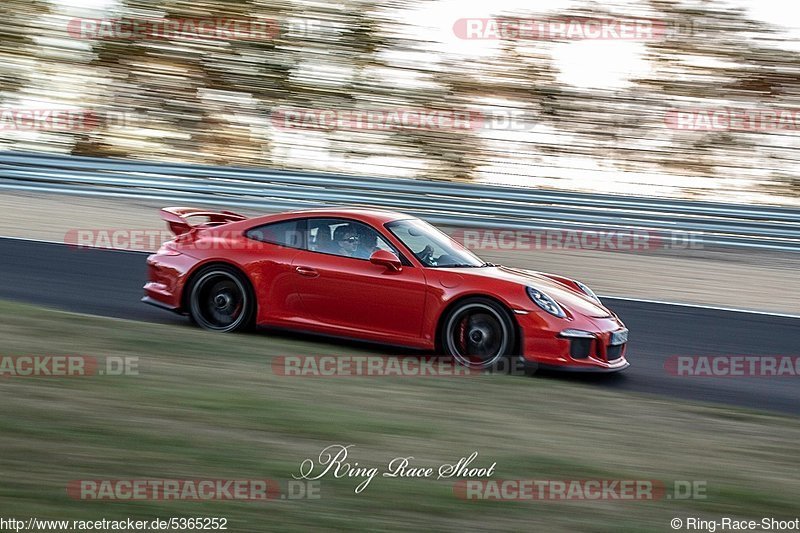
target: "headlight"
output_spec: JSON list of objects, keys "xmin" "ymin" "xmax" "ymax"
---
[
  {"xmin": 526, "ymin": 286, "xmax": 566, "ymax": 318},
  {"xmin": 574, "ymin": 280, "xmax": 600, "ymax": 303}
]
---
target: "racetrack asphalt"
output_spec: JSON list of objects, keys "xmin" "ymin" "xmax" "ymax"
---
[{"xmin": 1, "ymin": 236, "xmax": 798, "ymax": 415}]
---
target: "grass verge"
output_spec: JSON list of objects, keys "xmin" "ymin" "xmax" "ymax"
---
[{"xmin": 0, "ymin": 300, "xmax": 798, "ymax": 531}]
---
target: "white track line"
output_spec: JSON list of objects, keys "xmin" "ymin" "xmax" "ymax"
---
[
  {"xmin": 2, "ymin": 235, "xmax": 798, "ymax": 319},
  {"xmin": 600, "ymin": 295, "xmax": 800, "ymax": 320}
]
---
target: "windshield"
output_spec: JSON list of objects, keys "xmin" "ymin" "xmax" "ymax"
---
[{"xmin": 385, "ymin": 219, "xmax": 486, "ymax": 268}]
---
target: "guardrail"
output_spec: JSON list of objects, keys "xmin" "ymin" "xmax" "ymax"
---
[{"xmin": 1, "ymin": 151, "xmax": 799, "ymax": 251}]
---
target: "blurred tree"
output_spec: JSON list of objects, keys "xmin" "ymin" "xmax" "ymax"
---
[
  {"xmin": 642, "ymin": 0, "xmax": 800, "ymax": 196},
  {"xmin": 0, "ymin": 0, "xmax": 50, "ymax": 98},
  {"xmin": 0, "ymin": 0, "xmax": 52, "ymax": 150},
  {"xmin": 2, "ymin": 0, "xmax": 800, "ymax": 200},
  {"xmin": 87, "ymin": 0, "xmax": 291, "ymax": 163}
]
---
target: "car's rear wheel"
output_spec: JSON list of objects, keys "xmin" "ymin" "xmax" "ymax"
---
[
  {"xmin": 188, "ymin": 265, "xmax": 254, "ymax": 332},
  {"xmin": 441, "ymin": 297, "xmax": 516, "ymax": 369}
]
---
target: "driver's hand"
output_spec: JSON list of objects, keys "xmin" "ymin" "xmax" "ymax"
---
[{"xmin": 418, "ymin": 244, "xmax": 434, "ymax": 263}]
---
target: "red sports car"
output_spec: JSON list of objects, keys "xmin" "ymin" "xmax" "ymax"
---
[{"xmin": 143, "ymin": 207, "xmax": 629, "ymax": 372}]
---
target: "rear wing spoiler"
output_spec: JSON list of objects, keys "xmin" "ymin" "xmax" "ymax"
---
[{"xmin": 160, "ymin": 207, "xmax": 247, "ymax": 236}]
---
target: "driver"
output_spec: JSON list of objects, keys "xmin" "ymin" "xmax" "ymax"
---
[
  {"xmin": 417, "ymin": 244, "xmax": 435, "ymax": 265},
  {"xmin": 333, "ymin": 225, "xmax": 360, "ymax": 257}
]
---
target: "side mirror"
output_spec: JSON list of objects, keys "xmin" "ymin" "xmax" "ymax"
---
[{"xmin": 369, "ymin": 250, "xmax": 402, "ymax": 272}]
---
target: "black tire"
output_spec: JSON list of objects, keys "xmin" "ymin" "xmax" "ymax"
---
[
  {"xmin": 440, "ymin": 297, "xmax": 517, "ymax": 370},
  {"xmin": 187, "ymin": 264, "xmax": 255, "ymax": 332}
]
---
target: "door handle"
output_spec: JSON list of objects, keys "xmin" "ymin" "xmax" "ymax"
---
[{"xmin": 295, "ymin": 266, "xmax": 319, "ymax": 278}]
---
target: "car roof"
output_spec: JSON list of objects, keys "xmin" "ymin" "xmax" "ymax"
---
[{"xmin": 248, "ymin": 207, "xmax": 416, "ymax": 226}]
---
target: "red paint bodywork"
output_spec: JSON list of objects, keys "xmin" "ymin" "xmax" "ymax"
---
[{"xmin": 144, "ymin": 207, "xmax": 629, "ymax": 371}]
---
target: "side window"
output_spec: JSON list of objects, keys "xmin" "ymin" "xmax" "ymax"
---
[
  {"xmin": 245, "ymin": 219, "xmax": 306, "ymax": 249},
  {"xmin": 307, "ymin": 218, "xmax": 395, "ymax": 260}
]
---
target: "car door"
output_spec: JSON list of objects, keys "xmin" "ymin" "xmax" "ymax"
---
[
  {"xmin": 242, "ymin": 218, "xmax": 306, "ymax": 323},
  {"xmin": 290, "ymin": 218, "xmax": 428, "ymax": 342}
]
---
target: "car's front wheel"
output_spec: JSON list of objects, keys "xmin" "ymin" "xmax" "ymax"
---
[
  {"xmin": 187, "ymin": 265, "xmax": 254, "ymax": 332},
  {"xmin": 441, "ymin": 297, "xmax": 517, "ymax": 369}
]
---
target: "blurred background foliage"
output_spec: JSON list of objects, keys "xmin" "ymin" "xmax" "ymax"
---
[{"xmin": 1, "ymin": 0, "xmax": 800, "ymax": 203}]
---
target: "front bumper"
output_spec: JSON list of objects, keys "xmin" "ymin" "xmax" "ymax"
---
[{"xmin": 516, "ymin": 311, "xmax": 630, "ymax": 372}]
